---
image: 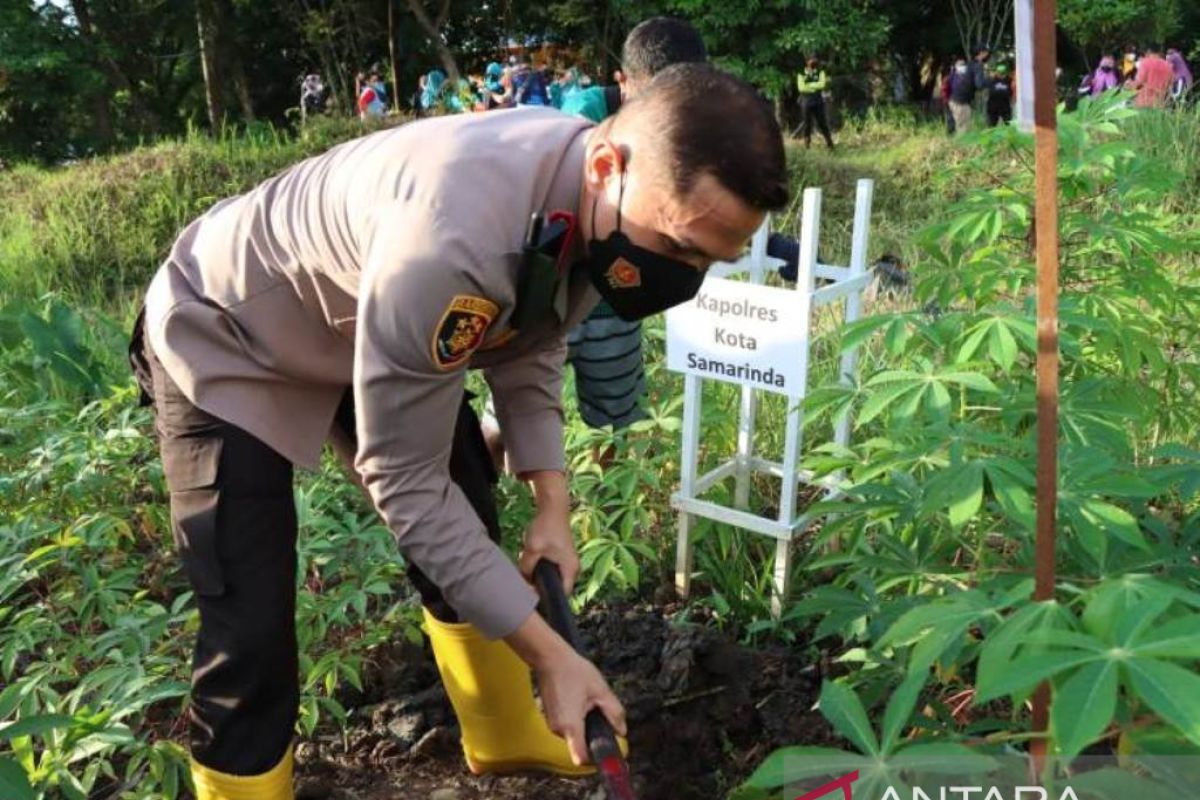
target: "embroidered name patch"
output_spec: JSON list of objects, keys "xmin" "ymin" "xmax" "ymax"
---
[
  {"xmin": 605, "ymin": 257, "xmax": 642, "ymax": 289},
  {"xmin": 432, "ymin": 295, "xmax": 499, "ymax": 369}
]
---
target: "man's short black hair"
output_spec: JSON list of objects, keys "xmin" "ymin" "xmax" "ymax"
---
[
  {"xmin": 621, "ymin": 17, "xmax": 708, "ymax": 82},
  {"xmin": 619, "ymin": 63, "xmax": 788, "ymax": 212}
]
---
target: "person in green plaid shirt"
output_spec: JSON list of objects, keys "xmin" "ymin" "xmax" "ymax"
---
[
  {"xmin": 484, "ymin": 17, "xmax": 801, "ymax": 463},
  {"xmin": 563, "ymin": 17, "xmax": 707, "ymax": 431}
]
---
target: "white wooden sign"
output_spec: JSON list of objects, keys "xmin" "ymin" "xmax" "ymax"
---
[
  {"xmin": 670, "ymin": 180, "xmax": 876, "ymax": 618},
  {"xmin": 665, "ymin": 277, "xmax": 811, "ymax": 399}
]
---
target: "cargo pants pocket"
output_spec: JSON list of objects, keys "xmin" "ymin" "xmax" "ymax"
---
[{"xmin": 163, "ymin": 436, "xmax": 226, "ymax": 597}]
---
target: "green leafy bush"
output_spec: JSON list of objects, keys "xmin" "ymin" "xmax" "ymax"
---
[
  {"xmin": 745, "ymin": 94, "xmax": 1200, "ymax": 792},
  {"xmin": 0, "ymin": 308, "xmax": 418, "ymax": 797}
]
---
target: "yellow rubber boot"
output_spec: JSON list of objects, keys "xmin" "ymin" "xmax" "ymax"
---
[
  {"xmin": 191, "ymin": 745, "xmax": 293, "ymax": 800},
  {"xmin": 422, "ymin": 606, "xmax": 629, "ymax": 776}
]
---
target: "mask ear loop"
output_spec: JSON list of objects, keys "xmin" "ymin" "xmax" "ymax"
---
[
  {"xmin": 605, "ymin": 137, "xmax": 628, "ymax": 235},
  {"xmin": 615, "ymin": 167, "xmax": 627, "ymax": 234},
  {"xmin": 590, "ymin": 181, "xmax": 600, "ymax": 244}
]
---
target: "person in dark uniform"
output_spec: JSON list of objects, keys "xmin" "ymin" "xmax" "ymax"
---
[
  {"xmin": 797, "ymin": 56, "xmax": 835, "ymax": 149},
  {"xmin": 128, "ymin": 63, "xmax": 788, "ymax": 799},
  {"xmin": 986, "ymin": 63, "xmax": 1014, "ymax": 126}
]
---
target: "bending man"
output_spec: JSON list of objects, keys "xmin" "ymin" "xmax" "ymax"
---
[{"xmin": 129, "ymin": 63, "xmax": 788, "ymax": 798}]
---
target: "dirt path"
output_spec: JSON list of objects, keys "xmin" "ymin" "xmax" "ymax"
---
[{"xmin": 293, "ymin": 602, "xmax": 834, "ymax": 799}]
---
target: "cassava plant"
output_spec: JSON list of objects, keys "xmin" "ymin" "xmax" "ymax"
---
[{"xmin": 747, "ymin": 92, "xmax": 1200, "ymax": 795}]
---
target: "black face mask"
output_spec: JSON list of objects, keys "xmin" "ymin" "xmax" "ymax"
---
[{"xmin": 584, "ymin": 170, "xmax": 706, "ymax": 322}]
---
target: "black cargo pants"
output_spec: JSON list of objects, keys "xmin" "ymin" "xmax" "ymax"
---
[
  {"xmin": 128, "ymin": 311, "xmax": 502, "ymax": 775},
  {"xmin": 801, "ymin": 98, "xmax": 834, "ymax": 148}
]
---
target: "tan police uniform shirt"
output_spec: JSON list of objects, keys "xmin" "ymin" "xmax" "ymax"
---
[{"xmin": 144, "ymin": 108, "xmax": 600, "ymax": 640}]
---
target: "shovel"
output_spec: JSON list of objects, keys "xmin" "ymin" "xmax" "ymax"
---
[{"xmin": 533, "ymin": 558, "xmax": 637, "ymax": 800}]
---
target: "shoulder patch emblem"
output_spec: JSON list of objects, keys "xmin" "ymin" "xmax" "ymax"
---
[
  {"xmin": 433, "ymin": 295, "xmax": 499, "ymax": 369},
  {"xmin": 478, "ymin": 327, "xmax": 518, "ymax": 352},
  {"xmin": 605, "ymin": 257, "xmax": 641, "ymax": 289}
]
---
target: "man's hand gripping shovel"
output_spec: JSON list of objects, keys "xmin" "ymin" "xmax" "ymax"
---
[{"xmin": 533, "ymin": 558, "xmax": 637, "ymax": 800}]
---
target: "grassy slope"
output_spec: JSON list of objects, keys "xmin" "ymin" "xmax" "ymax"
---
[
  {"xmin": 2, "ymin": 105, "xmax": 1195, "ymax": 315},
  {"xmin": 0, "ymin": 113, "xmax": 954, "ymax": 316},
  {"xmin": 0, "ymin": 116, "xmax": 400, "ymax": 312}
]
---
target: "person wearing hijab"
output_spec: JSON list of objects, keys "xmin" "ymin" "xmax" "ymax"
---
[
  {"xmin": 1167, "ymin": 48, "xmax": 1194, "ymax": 103},
  {"xmin": 482, "ymin": 62, "xmax": 508, "ymax": 109},
  {"xmin": 1121, "ymin": 47, "xmax": 1139, "ymax": 83},
  {"xmin": 420, "ymin": 69, "xmax": 466, "ymax": 113},
  {"xmin": 357, "ymin": 75, "xmax": 385, "ymax": 120},
  {"xmin": 1086, "ymin": 55, "xmax": 1121, "ymax": 97},
  {"xmin": 420, "ymin": 69, "xmax": 444, "ymax": 110},
  {"xmin": 549, "ymin": 68, "xmax": 580, "ymax": 109}
]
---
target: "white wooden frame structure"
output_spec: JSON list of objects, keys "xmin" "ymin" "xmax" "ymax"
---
[{"xmin": 671, "ymin": 179, "xmax": 876, "ymax": 616}]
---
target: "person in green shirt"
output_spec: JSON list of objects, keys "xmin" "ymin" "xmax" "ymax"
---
[{"xmin": 797, "ymin": 56, "xmax": 835, "ymax": 149}]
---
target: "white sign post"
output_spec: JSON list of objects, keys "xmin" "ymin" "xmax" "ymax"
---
[
  {"xmin": 669, "ymin": 179, "xmax": 875, "ymax": 617},
  {"xmin": 1015, "ymin": 0, "xmax": 1036, "ymax": 132}
]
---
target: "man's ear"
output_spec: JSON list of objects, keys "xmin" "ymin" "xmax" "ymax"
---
[{"xmin": 584, "ymin": 134, "xmax": 623, "ymax": 192}]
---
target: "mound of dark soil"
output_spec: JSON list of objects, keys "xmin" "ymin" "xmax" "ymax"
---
[{"xmin": 294, "ymin": 602, "xmax": 834, "ymax": 800}]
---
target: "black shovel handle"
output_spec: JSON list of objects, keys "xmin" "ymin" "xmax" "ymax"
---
[{"xmin": 532, "ymin": 559, "xmax": 633, "ymax": 790}]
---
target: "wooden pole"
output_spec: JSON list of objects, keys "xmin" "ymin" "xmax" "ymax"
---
[{"xmin": 1029, "ymin": 0, "xmax": 1059, "ymax": 779}]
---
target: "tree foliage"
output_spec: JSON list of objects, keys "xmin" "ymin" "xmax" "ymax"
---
[
  {"xmin": 1059, "ymin": 0, "xmax": 1185, "ymax": 62},
  {"xmin": 0, "ymin": 3, "xmax": 97, "ymax": 161},
  {"xmin": 1, "ymin": 0, "xmax": 1198, "ymax": 162},
  {"xmin": 640, "ymin": 0, "xmax": 891, "ymax": 98}
]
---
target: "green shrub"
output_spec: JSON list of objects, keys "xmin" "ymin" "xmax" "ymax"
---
[
  {"xmin": 0, "ymin": 308, "xmax": 418, "ymax": 798},
  {"xmin": 743, "ymin": 94, "xmax": 1200, "ymax": 795}
]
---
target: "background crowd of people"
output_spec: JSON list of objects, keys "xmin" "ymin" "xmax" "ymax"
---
[
  {"xmin": 296, "ymin": 57, "xmax": 610, "ymax": 121},
  {"xmin": 932, "ymin": 41, "xmax": 1194, "ymax": 138},
  {"xmin": 297, "ymin": 38, "xmax": 1196, "ymax": 142},
  {"xmin": 1080, "ymin": 46, "xmax": 1194, "ymax": 108}
]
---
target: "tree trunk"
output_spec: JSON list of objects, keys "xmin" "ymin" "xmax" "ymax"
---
[
  {"xmin": 952, "ymin": 0, "xmax": 1013, "ymax": 56},
  {"xmin": 215, "ymin": 0, "xmax": 255, "ymax": 120},
  {"xmin": 600, "ymin": 0, "xmax": 614, "ymax": 80},
  {"xmin": 404, "ymin": 0, "xmax": 460, "ymax": 85},
  {"xmin": 68, "ymin": 0, "xmax": 120, "ymax": 144},
  {"xmin": 230, "ymin": 66, "xmax": 256, "ymax": 122},
  {"xmin": 90, "ymin": 95, "xmax": 115, "ymax": 146},
  {"xmin": 389, "ymin": 0, "xmax": 401, "ymax": 112},
  {"xmin": 195, "ymin": 0, "xmax": 225, "ymax": 129}
]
